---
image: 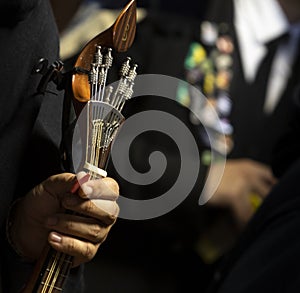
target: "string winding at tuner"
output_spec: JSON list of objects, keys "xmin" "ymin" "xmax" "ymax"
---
[{"xmin": 83, "ymin": 46, "xmax": 138, "ymax": 180}]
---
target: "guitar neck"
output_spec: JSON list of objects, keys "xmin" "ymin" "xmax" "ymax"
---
[
  {"xmin": 22, "ymin": 245, "xmax": 73, "ymax": 292},
  {"xmin": 22, "ymin": 1, "xmax": 137, "ymax": 291}
]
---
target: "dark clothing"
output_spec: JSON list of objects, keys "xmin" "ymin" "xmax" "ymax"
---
[
  {"xmin": 202, "ymin": 0, "xmax": 300, "ymax": 164},
  {"xmin": 271, "ymin": 84, "xmax": 300, "ymax": 178},
  {"xmin": 206, "ymin": 157, "xmax": 300, "ymax": 293},
  {"xmin": 95, "ymin": 1, "xmax": 300, "ymax": 292},
  {"xmin": 0, "ymin": 0, "xmax": 83, "ymax": 291},
  {"xmin": 196, "ymin": 1, "xmax": 300, "ymax": 292},
  {"xmin": 0, "ymin": 0, "xmax": 62, "ymax": 229},
  {"xmin": 228, "ymin": 33, "xmax": 300, "ymax": 165},
  {"xmin": 63, "ymin": 1, "xmax": 300, "ymax": 292}
]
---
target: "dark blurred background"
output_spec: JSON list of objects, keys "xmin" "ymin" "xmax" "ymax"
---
[{"xmin": 101, "ymin": 0, "xmax": 207, "ymax": 18}]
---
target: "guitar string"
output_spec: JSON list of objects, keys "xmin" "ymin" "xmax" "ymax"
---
[
  {"xmin": 49, "ymin": 252, "xmax": 64, "ymax": 292},
  {"xmin": 41, "ymin": 251, "xmax": 61, "ymax": 293},
  {"xmin": 41, "ymin": 251, "xmax": 72, "ymax": 292},
  {"xmin": 49, "ymin": 251, "xmax": 70, "ymax": 292}
]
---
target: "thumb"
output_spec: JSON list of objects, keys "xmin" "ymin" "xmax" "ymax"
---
[{"xmin": 41, "ymin": 173, "xmax": 77, "ymax": 199}]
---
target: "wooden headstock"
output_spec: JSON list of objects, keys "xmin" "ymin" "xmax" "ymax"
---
[{"xmin": 72, "ymin": 0, "xmax": 137, "ymax": 103}]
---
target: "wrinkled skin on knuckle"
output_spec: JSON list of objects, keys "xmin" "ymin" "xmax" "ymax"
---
[
  {"xmin": 107, "ymin": 214, "xmax": 117, "ymax": 226},
  {"xmin": 84, "ymin": 200, "xmax": 95, "ymax": 214},
  {"xmin": 66, "ymin": 238, "xmax": 76, "ymax": 253},
  {"xmin": 89, "ymin": 223, "xmax": 105, "ymax": 242},
  {"xmin": 65, "ymin": 219, "xmax": 75, "ymax": 232},
  {"xmin": 84, "ymin": 242, "xmax": 96, "ymax": 262}
]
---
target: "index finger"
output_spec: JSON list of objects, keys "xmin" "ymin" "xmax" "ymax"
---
[{"xmin": 43, "ymin": 173, "xmax": 77, "ymax": 199}]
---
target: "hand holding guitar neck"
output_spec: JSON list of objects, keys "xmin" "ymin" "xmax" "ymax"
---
[
  {"xmin": 8, "ymin": 1, "xmax": 138, "ymax": 292},
  {"xmin": 8, "ymin": 172, "xmax": 119, "ymax": 285}
]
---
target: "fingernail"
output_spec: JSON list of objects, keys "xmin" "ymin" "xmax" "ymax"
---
[
  {"xmin": 50, "ymin": 233, "xmax": 62, "ymax": 243},
  {"xmin": 47, "ymin": 217, "xmax": 58, "ymax": 226}
]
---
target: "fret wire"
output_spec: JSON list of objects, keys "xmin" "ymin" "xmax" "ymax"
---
[
  {"xmin": 45, "ymin": 268, "xmax": 67, "ymax": 278},
  {"xmin": 40, "ymin": 282, "xmax": 63, "ymax": 291},
  {"xmin": 49, "ymin": 254, "xmax": 63, "ymax": 292},
  {"xmin": 49, "ymin": 251, "xmax": 69, "ymax": 293},
  {"xmin": 60, "ymin": 255, "xmax": 73, "ymax": 277},
  {"xmin": 41, "ymin": 251, "xmax": 61, "ymax": 293},
  {"xmin": 52, "ymin": 254, "xmax": 73, "ymax": 291},
  {"xmin": 40, "ymin": 251, "xmax": 73, "ymax": 293}
]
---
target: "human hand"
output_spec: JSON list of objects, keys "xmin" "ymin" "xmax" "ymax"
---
[
  {"xmin": 7, "ymin": 172, "xmax": 119, "ymax": 267},
  {"xmin": 206, "ymin": 159, "xmax": 277, "ymax": 225}
]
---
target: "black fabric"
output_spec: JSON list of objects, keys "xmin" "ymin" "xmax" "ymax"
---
[
  {"xmin": 0, "ymin": 0, "xmax": 39, "ymax": 25},
  {"xmin": 194, "ymin": 0, "xmax": 300, "ymax": 166},
  {"xmin": 194, "ymin": 2, "xmax": 300, "ymax": 292},
  {"xmin": 271, "ymin": 84, "xmax": 300, "ymax": 177},
  {"xmin": 254, "ymin": 33, "xmax": 289, "ymax": 96},
  {"xmin": 63, "ymin": 1, "xmax": 300, "ymax": 292},
  {"xmin": 0, "ymin": 0, "xmax": 63, "ymax": 228},
  {"xmin": 229, "ymin": 32, "xmax": 297, "ymax": 164},
  {"xmin": 0, "ymin": 0, "xmax": 84, "ymax": 292},
  {"xmin": 206, "ymin": 158, "xmax": 300, "ymax": 293}
]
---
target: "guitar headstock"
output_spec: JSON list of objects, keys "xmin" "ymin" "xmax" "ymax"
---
[
  {"xmin": 72, "ymin": 0, "xmax": 137, "ymax": 105},
  {"xmin": 76, "ymin": 47, "xmax": 138, "ymax": 178},
  {"xmin": 69, "ymin": 1, "xmax": 138, "ymax": 179}
]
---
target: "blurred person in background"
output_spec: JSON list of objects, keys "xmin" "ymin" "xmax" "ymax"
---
[
  {"xmin": 110, "ymin": 0, "xmax": 300, "ymax": 292},
  {"xmin": 205, "ymin": 87, "xmax": 300, "ymax": 293}
]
